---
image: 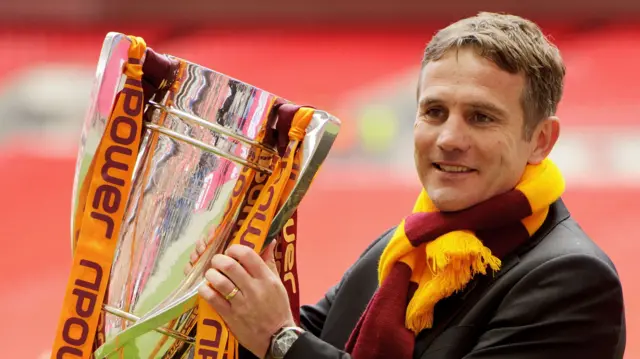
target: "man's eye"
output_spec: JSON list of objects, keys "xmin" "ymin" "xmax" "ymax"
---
[
  {"xmin": 472, "ymin": 113, "xmax": 492, "ymax": 123},
  {"xmin": 424, "ymin": 108, "xmax": 445, "ymax": 119}
]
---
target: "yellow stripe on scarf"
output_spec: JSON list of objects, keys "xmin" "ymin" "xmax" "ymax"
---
[
  {"xmin": 517, "ymin": 159, "xmax": 565, "ymax": 235},
  {"xmin": 378, "ymin": 158, "xmax": 565, "ymax": 334}
]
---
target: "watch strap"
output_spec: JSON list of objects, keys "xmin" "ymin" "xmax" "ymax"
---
[{"xmin": 268, "ymin": 326, "xmax": 305, "ymax": 359}]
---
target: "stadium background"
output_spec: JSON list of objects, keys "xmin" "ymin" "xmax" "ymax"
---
[{"xmin": 0, "ymin": 0, "xmax": 638, "ymax": 357}]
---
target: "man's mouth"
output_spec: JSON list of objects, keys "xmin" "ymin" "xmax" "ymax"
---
[{"xmin": 433, "ymin": 163, "xmax": 475, "ymax": 173}]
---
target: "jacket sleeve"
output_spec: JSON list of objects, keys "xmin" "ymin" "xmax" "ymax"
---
[
  {"xmin": 283, "ymin": 332, "xmax": 353, "ymax": 359},
  {"xmin": 237, "ymin": 292, "xmax": 355, "ymax": 359},
  {"xmin": 236, "ymin": 277, "xmax": 351, "ymax": 359},
  {"xmin": 297, "ymin": 226, "xmax": 395, "ymax": 337},
  {"xmin": 237, "ymin": 281, "xmax": 354, "ymax": 359},
  {"xmin": 462, "ymin": 253, "xmax": 625, "ymax": 359}
]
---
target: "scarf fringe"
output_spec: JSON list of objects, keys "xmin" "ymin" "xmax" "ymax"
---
[{"xmin": 405, "ymin": 230, "xmax": 501, "ymax": 333}]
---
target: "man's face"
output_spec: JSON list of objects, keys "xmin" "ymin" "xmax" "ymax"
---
[{"xmin": 414, "ymin": 47, "xmax": 557, "ymax": 212}]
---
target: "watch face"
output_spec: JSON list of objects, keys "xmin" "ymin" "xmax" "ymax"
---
[{"xmin": 272, "ymin": 330, "xmax": 300, "ymax": 358}]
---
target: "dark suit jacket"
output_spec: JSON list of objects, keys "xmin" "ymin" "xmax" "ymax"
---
[{"xmin": 243, "ymin": 200, "xmax": 626, "ymax": 359}]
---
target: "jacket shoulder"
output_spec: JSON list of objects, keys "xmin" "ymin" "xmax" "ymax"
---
[{"xmin": 520, "ymin": 217, "xmax": 620, "ymax": 275}]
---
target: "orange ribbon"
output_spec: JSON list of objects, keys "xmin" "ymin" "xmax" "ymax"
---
[
  {"xmin": 51, "ymin": 36, "xmax": 147, "ymax": 359},
  {"xmin": 194, "ymin": 107, "xmax": 314, "ymax": 359}
]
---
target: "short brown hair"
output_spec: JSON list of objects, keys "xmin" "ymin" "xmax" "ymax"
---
[{"xmin": 421, "ymin": 12, "xmax": 566, "ymax": 139}]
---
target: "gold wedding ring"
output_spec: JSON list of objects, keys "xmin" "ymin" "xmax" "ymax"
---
[{"xmin": 224, "ymin": 287, "xmax": 239, "ymax": 301}]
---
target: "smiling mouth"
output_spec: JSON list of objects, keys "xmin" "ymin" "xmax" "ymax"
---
[{"xmin": 433, "ymin": 163, "xmax": 476, "ymax": 173}]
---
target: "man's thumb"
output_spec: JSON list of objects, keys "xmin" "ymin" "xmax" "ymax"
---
[{"xmin": 261, "ymin": 240, "xmax": 278, "ymax": 274}]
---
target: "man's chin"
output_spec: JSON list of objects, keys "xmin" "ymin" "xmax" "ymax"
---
[{"xmin": 427, "ymin": 189, "xmax": 478, "ymax": 212}]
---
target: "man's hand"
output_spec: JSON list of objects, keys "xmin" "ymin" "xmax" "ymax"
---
[
  {"xmin": 197, "ymin": 241, "xmax": 296, "ymax": 359},
  {"xmin": 184, "ymin": 238, "xmax": 206, "ymax": 275}
]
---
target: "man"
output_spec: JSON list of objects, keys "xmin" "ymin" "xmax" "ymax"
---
[{"xmin": 195, "ymin": 12, "xmax": 626, "ymax": 358}]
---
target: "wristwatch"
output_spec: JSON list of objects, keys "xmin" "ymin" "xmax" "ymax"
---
[{"xmin": 268, "ymin": 326, "xmax": 305, "ymax": 359}]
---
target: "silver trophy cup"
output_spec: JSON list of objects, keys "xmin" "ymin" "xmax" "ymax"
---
[{"xmin": 68, "ymin": 33, "xmax": 340, "ymax": 358}]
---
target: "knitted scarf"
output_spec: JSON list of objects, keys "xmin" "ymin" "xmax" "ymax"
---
[{"xmin": 344, "ymin": 158, "xmax": 565, "ymax": 359}]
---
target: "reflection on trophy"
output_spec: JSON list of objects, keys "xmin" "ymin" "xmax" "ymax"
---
[{"xmin": 50, "ymin": 33, "xmax": 340, "ymax": 358}]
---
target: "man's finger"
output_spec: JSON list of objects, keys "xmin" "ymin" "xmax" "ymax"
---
[
  {"xmin": 196, "ymin": 240, "xmax": 207, "ymax": 255},
  {"xmin": 189, "ymin": 251, "xmax": 199, "ymax": 265},
  {"xmin": 205, "ymin": 268, "xmax": 244, "ymax": 304},
  {"xmin": 260, "ymin": 240, "xmax": 276, "ymax": 261},
  {"xmin": 225, "ymin": 244, "xmax": 271, "ymax": 279},
  {"xmin": 198, "ymin": 283, "xmax": 232, "ymax": 315},
  {"xmin": 183, "ymin": 262, "xmax": 193, "ymax": 276},
  {"xmin": 211, "ymin": 253, "xmax": 253, "ymax": 290},
  {"xmin": 260, "ymin": 241, "xmax": 279, "ymax": 276}
]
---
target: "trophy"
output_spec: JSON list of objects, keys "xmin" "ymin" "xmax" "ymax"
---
[{"xmin": 51, "ymin": 33, "xmax": 340, "ymax": 358}]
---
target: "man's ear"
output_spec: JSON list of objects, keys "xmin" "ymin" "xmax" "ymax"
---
[{"xmin": 528, "ymin": 116, "xmax": 560, "ymax": 165}]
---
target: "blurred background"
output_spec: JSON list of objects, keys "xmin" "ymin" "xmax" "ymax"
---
[{"xmin": 0, "ymin": 0, "xmax": 638, "ymax": 357}]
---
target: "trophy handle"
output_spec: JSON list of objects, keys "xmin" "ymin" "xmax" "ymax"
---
[
  {"xmin": 70, "ymin": 32, "xmax": 131, "ymax": 254},
  {"xmin": 264, "ymin": 109, "xmax": 340, "ymax": 247}
]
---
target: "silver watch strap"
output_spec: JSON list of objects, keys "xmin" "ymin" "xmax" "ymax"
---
[{"xmin": 269, "ymin": 326, "xmax": 305, "ymax": 358}]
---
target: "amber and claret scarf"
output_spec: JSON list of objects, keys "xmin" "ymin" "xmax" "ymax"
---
[{"xmin": 344, "ymin": 158, "xmax": 565, "ymax": 359}]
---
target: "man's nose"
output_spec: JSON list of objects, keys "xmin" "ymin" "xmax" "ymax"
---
[{"xmin": 435, "ymin": 115, "xmax": 471, "ymax": 153}]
